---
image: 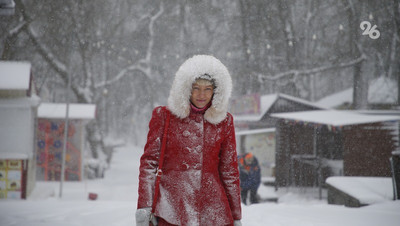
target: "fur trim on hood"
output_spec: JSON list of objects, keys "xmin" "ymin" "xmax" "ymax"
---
[{"xmin": 167, "ymin": 55, "xmax": 232, "ymax": 124}]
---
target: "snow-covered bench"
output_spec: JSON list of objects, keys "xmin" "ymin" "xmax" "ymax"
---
[{"xmin": 326, "ymin": 176, "xmax": 393, "ymax": 207}]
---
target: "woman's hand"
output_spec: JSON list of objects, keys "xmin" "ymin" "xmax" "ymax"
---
[{"xmin": 135, "ymin": 207, "xmax": 158, "ymax": 226}]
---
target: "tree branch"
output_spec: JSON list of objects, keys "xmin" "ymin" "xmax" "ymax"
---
[
  {"xmin": 26, "ymin": 26, "xmax": 68, "ymax": 74},
  {"xmin": 146, "ymin": 2, "xmax": 164, "ymax": 64},
  {"xmin": 24, "ymin": 21, "xmax": 92, "ymax": 102},
  {"xmin": 258, "ymin": 55, "xmax": 366, "ymax": 81},
  {"xmin": 15, "ymin": 0, "xmax": 94, "ymax": 103},
  {"xmin": 1, "ymin": 20, "xmax": 29, "ymax": 60},
  {"xmin": 14, "ymin": 0, "xmax": 68, "ymax": 75},
  {"xmin": 7, "ymin": 20, "xmax": 28, "ymax": 37},
  {"xmin": 94, "ymin": 64, "xmax": 145, "ymax": 88},
  {"xmin": 94, "ymin": 2, "xmax": 164, "ymax": 88}
]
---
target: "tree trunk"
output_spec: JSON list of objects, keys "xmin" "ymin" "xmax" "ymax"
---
[
  {"xmin": 352, "ymin": 62, "xmax": 368, "ymax": 109},
  {"xmin": 179, "ymin": 2, "xmax": 190, "ymax": 59},
  {"xmin": 347, "ymin": 0, "xmax": 367, "ymax": 109},
  {"xmin": 393, "ymin": 0, "xmax": 400, "ymax": 105},
  {"xmin": 238, "ymin": 0, "xmax": 251, "ymax": 95},
  {"xmin": 277, "ymin": 0, "xmax": 297, "ymax": 70}
]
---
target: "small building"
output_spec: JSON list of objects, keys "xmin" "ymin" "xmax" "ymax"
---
[
  {"xmin": 0, "ymin": 61, "xmax": 40, "ymax": 199},
  {"xmin": 233, "ymin": 93, "xmax": 325, "ymax": 130},
  {"xmin": 271, "ymin": 110, "xmax": 400, "ymax": 191},
  {"xmin": 36, "ymin": 103, "xmax": 96, "ymax": 181},
  {"xmin": 231, "ymin": 93, "xmax": 324, "ymax": 178}
]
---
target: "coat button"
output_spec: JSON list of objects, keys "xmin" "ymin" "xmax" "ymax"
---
[
  {"xmin": 182, "ymin": 163, "xmax": 189, "ymax": 170},
  {"xmin": 183, "ymin": 130, "xmax": 191, "ymax": 137},
  {"xmin": 185, "ymin": 147, "xmax": 193, "ymax": 153},
  {"xmin": 194, "ymin": 145, "xmax": 202, "ymax": 153},
  {"xmin": 193, "ymin": 163, "xmax": 201, "ymax": 170}
]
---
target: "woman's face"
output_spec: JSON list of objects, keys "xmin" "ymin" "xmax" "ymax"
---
[{"xmin": 190, "ymin": 82, "xmax": 214, "ymax": 108}]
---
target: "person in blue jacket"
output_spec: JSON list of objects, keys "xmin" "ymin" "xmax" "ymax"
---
[{"xmin": 238, "ymin": 152, "xmax": 261, "ymax": 205}]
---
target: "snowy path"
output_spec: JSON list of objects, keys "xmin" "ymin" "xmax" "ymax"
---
[{"xmin": 0, "ymin": 145, "xmax": 399, "ymax": 226}]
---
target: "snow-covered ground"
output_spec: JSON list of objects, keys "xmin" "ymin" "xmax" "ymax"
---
[{"xmin": 0, "ymin": 145, "xmax": 399, "ymax": 226}]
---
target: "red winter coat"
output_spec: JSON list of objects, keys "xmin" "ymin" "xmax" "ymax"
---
[{"xmin": 138, "ymin": 106, "xmax": 241, "ymax": 225}]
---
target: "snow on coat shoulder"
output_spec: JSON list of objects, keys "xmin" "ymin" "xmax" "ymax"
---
[{"xmin": 167, "ymin": 55, "xmax": 233, "ymax": 125}]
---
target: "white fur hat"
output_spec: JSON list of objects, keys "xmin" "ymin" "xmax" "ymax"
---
[{"xmin": 167, "ymin": 55, "xmax": 232, "ymax": 124}]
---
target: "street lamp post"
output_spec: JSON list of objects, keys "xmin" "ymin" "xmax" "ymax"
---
[{"xmin": 59, "ymin": 72, "xmax": 71, "ymax": 198}]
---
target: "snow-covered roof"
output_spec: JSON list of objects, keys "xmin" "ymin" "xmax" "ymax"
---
[
  {"xmin": 38, "ymin": 103, "xmax": 96, "ymax": 119},
  {"xmin": 316, "ymin": 76, "xmax": 398, "ymax": 108},
  {"xmin": 354, "ymin": 110, "xmax": 400, "ymax": 115},
  {"xmin": 0, "ymin": 61, "xmax": 31, "ymax": 90},
  {"xmin": 235, "ymin": 128, "xmax": 276, "ymax": 136},
  {"xmin": 234, "ymin": 93, "xmax": 324, "ymax": 121},
  {"xmin": 0, "ymin": 94, "xmax": 40, "ymax": 108},
  {"xmin": 326, "ymin": 176, "xmax": 393, "ymax": 205},
  {"xmin": 0, "ymin": 152, "xmax": 29, "ymax": 160},
  {"xmin": 271, "ymin": 110, "xmax": 400, "ymax": 126}
]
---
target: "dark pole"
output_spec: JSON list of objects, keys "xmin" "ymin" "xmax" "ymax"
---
[{"xmin": 59, "ymin": 72, "xmax": 71, "ymax": 198}]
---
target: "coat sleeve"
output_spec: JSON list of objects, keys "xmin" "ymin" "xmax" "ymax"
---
[
  {"xmin": 254, "ymin": 159, "xmax": 262, "ymax": 188},
  {"xmin": 137, "ymin": 106, "xmax": 166, "ymax": 209},
  {"xmin": 218, "ymin": 113, "xmax": 242, "ymax": 220}
]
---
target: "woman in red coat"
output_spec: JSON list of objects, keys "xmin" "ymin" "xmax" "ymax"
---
[{"xmin": 136, "ymin": 55, "xmax": 242, "ymax": 226}]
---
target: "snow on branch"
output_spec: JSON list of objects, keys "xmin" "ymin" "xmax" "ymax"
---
[
  {"xmin": 258, "ymin": 55, "xmax": 366, "ymax": 81},
  {"xmin": 15, "ymin": 0, "xmax": 68, "ymax": 75},
  {"xmin": 146, "ymin": 2, "xmax": 164, "ymax": 64},
  {"xmin": 25, "ymin": 23, "xmax": 92, "ymax": 103},
  {"xmin": 8, "ymin": 21, "xmax": 27, "ymax": 37},
  {"xmin": 26, "ymin": 26, "xmax": 68, "ymax": 74},
  {"xmin": 95, "ymin": 2, "xmax": 164, "ymax": 88},
  {"xmin": 94, "ymin": 64, "xmax": 145, "ymax": 88},
  {"xmin": 15, "ymin": 0, "xmax": 93, "ymax": 103}
]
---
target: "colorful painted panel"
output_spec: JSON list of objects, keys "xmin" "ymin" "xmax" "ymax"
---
[
  {"xmin": 36, "ymin": 119, "xmax": 82, "ymax": 181},
  {"xmin": 0, "ymin": 160, "xmax": 23, "ymax": 199}
]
